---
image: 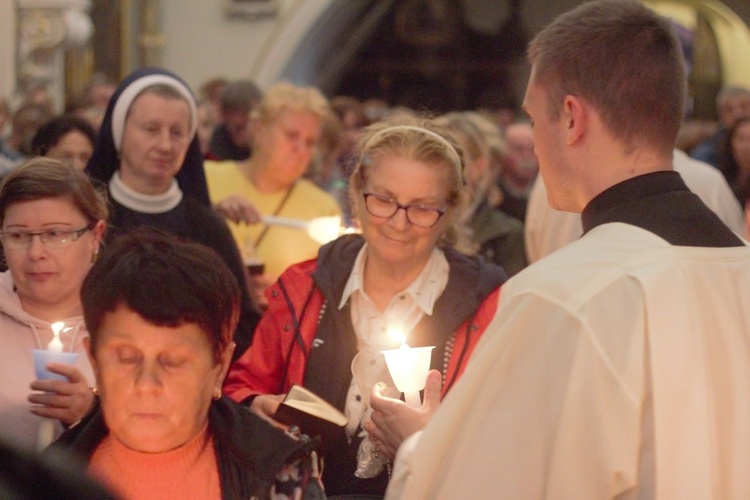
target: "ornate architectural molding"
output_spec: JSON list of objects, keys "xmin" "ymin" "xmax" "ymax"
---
[
  {"xmin": 225, "ymin": 0, "xmax": 280, "ymax": 21},
  {"xmin": 16, "ymin": 0, "xmax": 93, "ymax": 111}
]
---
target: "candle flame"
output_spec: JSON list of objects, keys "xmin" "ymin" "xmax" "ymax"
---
[
  {"xmin": 387, "ymin": 325, "xmax": 407, "ymax": 346},
  {"xmin": 307, "ymin": 216, "xmax": 343, "ymax": 244},
  {"xmin": 47, "ymin": 321, "xmax": 65, "ymax": 352}
]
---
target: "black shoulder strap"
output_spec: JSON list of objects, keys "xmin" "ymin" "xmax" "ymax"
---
[{"xmin": 255, "ymin": 182, "xmax": 297, "ymax": 247}]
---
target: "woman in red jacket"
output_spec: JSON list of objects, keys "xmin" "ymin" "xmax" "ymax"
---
[{"xmin": 224, "ymin": 119, "xmax": 506, "ymax": 497}]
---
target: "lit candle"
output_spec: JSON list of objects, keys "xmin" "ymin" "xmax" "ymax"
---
[
  {"xmin": 37, "ymin": 321, "xmax": 66, "ymax": 451},
  {"xmin": 306, "ymin": 215, "xmax": 343, "ymax": 244},
  {"xmin": 262, "ymin": 215, "xmax": 344, "ymax": 244},
  {"xmin": 47, "ymin": 322, "xmax": 65, "ymax": 352},
  {"xmin": 381, "ymin": 326, "xmax": 435, "ymax": 407},
  {"xmin": 37, "ymin": 321, "xmax": 70, "ymax": 451}
]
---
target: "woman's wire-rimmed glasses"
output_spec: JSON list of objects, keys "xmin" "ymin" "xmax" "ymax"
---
[{"xmin": 0, "ymin": 222, "xmax": 96, "ymax": 250}]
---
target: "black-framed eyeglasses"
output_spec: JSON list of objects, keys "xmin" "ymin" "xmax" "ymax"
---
[
  {"xmin": 0, "ymin": 222, "xmax": 96, "ymax": 250},
  {"xmin": 363, "ymin": 193, "xmax": 446, "ymax": 228}
]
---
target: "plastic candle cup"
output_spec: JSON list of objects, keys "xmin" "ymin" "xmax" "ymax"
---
[
  {"xmin": 381, "ymin": 327, "xmax": 435, "ymax": 407},
  {"xmin": 32, "ymin": 322, "xmax": 79, "ymax": 380}
]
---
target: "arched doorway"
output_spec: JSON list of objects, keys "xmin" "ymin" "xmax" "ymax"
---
[
  {"xmin": 258, "ymin": 0, "xmax": 750, "ymax": 117},
  {"xmin": 269, "ymin": 0, "xmax": 528, "ymax": 114},
  {"xmin": 645, "ymin": 0, "xmax": 750, "ymax": 120}
]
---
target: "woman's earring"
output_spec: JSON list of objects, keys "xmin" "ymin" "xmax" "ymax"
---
[
  {"xmin": 91, "ymin": 248, "xmax": 99, "ymax": 264},
  {"xmin": 213, "ymin": 388, "xmax": 221, "ymax": 400}
]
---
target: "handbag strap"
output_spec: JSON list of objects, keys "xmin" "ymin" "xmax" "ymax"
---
[{"xmin": 255, "ymin": 182, "xmax": 297, "ymax": 247}]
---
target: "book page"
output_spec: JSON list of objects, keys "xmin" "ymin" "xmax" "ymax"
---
[{"xmin": 284, "ymin": 385, "xmax": 347, "ymax": 426}]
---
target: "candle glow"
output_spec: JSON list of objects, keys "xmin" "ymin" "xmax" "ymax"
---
[
  {"xmin": 37, "ymin": 321, "xmax": 67, "ymax": 451},
  {"xmin": 47, "ymin": 322, "xmax": 65, "ymax": 352},
  {"xmin": 381, "ymin": 325, "xmax": 435, "ymax": 407},
  {"xmin": 387, "ymin": 325, "xmax": 407, "ymax": 347},
  {"xmin": 261, "ymin": 215, "xmax": 344, "ymax": 244}
]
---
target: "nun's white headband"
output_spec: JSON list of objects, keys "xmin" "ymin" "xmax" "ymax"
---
[{"xmin": 111, "ymin": 74, "xmax": 198, "ymax": 152}]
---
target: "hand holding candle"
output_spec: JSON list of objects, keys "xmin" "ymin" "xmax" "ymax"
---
[
  {"xmin": 31, "ymin": 322, "xmax": 81, "ymax": 450},
  {"xmin": 365, "ymin": 369, "xmax": 443, "ymax": 459}
]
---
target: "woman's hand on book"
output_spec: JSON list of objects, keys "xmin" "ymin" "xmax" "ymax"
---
[
  {"xmin": 364, "ymin": 369, "xmax": 442, "ymax": 459},
  {"xmin": 250, "ymin": 393, "xmax": 286, "ymax": 428}
]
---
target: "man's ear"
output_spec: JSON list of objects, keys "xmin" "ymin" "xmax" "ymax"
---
[{"xmin": 563, "ymin": 95, "xmax": 588, "ymax": 145}]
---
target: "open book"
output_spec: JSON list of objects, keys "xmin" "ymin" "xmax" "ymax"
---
[{"xmin": 273, "ymin": 385, "xmax": 347, "ymax": 445}]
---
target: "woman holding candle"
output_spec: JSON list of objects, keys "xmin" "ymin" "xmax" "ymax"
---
[
  {"xmin": 224, "ymin": 119, "xmax": 507, "ymax": 496},
  {"xmin": 204, "ymin": 82, "xmax": 342, "ymax": 310},
  {"xmin": 54, "ymin": 229, "xmax": 324, "ymax": 499},
  {"xmin": 0, "ymin": 157, "xmax": 106, "ymax": 449}
]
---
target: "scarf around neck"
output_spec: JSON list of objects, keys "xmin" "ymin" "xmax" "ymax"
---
[{"xmin": 109, "ymin": 172, "xmax": 183, "ymax": 214}]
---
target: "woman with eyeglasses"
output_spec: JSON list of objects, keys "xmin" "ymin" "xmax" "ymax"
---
[
  {"xmin": 0, "ymin": 157, "xmax": 106, "ymax": 449},
  {"xmin": 224, "ymin": 119, "xmax": 507, "ymax": 497}
]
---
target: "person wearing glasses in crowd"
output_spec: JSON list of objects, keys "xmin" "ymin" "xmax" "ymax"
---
[
  {"xmin": 223, "ymin": 120, "xmax": 507, "ymax": 497},
  {"xmin": 0, "ymin": 158, "xmax": 106, "ymax": 450}
]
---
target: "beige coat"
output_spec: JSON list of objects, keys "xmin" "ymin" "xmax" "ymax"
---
[{"xmin": 388, "ymin": 224, "xmax": 750, "ymax": 499}]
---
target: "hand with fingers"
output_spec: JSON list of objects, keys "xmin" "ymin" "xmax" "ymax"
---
[
  {"xmin": 249, "ymin": 393, "xmax": 288, "ymax": 428},
  {"xmin": 28, "ymin": 363, "xmax": 96, "ymax": 426},
  {"xmin": 364, "ymin": 369, "xmax": 442, "ymax": 460},
  {"xmin": 214, "ymin": 195, "xmax": 262, "ymax": 225}
]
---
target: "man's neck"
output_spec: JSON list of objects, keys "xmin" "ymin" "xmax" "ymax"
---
[{"xmin": 578, "ymin": 145, "xmax": 673, "ymax": 211}]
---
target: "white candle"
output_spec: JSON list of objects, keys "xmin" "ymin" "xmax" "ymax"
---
[
  {"xmin": 381, "ymin": 326, "xmax": 435, "ymax": 407},
  {"xmin": 262, "ymin": 215, "xmax": 343, "ymax": 244},
  {"xmin": 305, "ymin": 216, "xmax": 342, "ymax": 244},
  {"xmin": 47, "ymin": 322, "xmax": 65, "ymax": 352},
  {"xmin": 37, "ymin": 321, "xmax": 65, "ymax": 451}
]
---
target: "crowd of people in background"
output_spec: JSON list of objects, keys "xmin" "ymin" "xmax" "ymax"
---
[
  {"xmin": 0, "ymin": 1, "xmax": 749, "ymax": 496},
  {"xmin": 1, "ymin": 73, "xmax": 749, "ymax": 244},
  {"xmin": 2, "ymin": 76, "xmax": 749, "ymax": 249}
]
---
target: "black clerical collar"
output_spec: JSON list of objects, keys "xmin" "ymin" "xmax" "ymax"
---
[
  {"xmin": 581, "ymin": 171, "xmax": 743, "ymax": 247},
  {"xmin": 582, "ymin": 171, "xmax": 683, "ymax": 233}
]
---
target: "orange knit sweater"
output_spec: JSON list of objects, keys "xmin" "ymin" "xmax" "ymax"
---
[{"xmin": 88, "ymin": 425, "xmax": 221, "ymax": 500}]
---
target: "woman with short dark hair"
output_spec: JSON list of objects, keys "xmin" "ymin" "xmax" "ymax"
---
[
  {"xmin": 55, "ymin": 229, "xmax": 324, "ymax": 500},
  {"xmin": 32, "ymin": 115, "xmax": 97, "ymax": 171}
]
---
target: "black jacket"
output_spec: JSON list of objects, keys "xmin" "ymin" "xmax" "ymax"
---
[{"xmin": 51, "ymin": 397, "xmax": 325, "ymax": 500}]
